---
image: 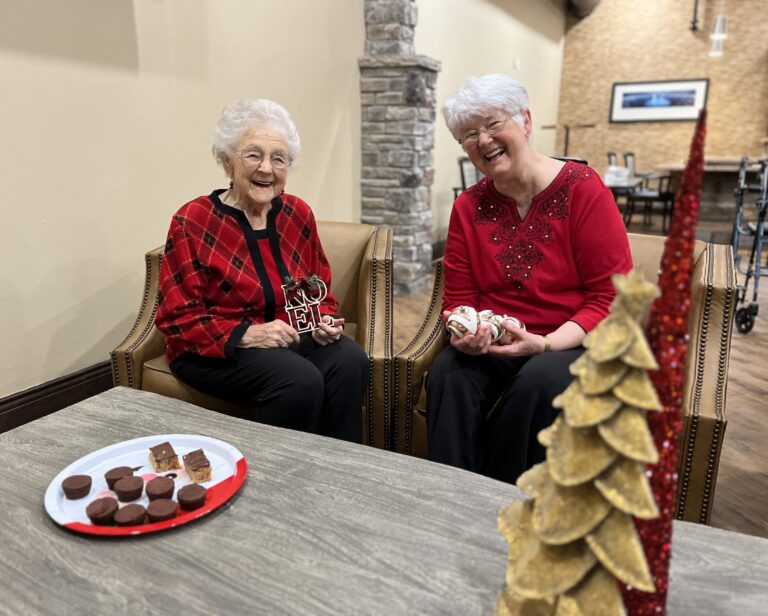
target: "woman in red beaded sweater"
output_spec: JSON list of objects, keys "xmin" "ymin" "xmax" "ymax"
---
[
  {"xmin": 427, "ymin": 74, "xmax": 632, "ymax": 481},
  {"xmin": 155, "ymin": 99, "xmax": 367, "ymax": 442}
]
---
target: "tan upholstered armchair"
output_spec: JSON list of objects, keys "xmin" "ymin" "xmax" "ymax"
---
[
  {"xmin": 392, "ymin": 234, "xmax": 736, "ymax": 524},
  {"xmin": 112, "ymin": 222, "xmax": 393, "ymax": 449}
]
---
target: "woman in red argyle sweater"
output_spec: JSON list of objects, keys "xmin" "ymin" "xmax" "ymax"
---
[
  {"xmin": 427, "ymin": 74, "xmax": 632, "ymax": 481},
  {"xmin": 155, "ymin": 100, "xmax": 367, "ymax": 442}
]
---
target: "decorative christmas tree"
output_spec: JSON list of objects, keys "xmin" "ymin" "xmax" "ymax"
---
[
  {"xmin": 622, "ymin": 109, "xmax": 707, "ymax": 615},
  {"xmin": 497, "ymin": 270, "xmax": 662, "ymax": 615}
]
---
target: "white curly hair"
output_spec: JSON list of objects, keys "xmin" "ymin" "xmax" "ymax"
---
[
  {"xmin": 212, "ymin": 99, "xmax": 300, "ymax": 166},
  {"xmin": 441, "ymin": 74, "xmax": 530, "ymax": 141}
]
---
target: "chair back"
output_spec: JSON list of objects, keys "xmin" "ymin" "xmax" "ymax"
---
[
  {"xmin": 657, "ymin": 174, "xmax": 673, "ymax": 195},
  {"xmin": 627, "ymin": 233, "xmax": 705, "ymax": 281},
  {"xmin": 607, "ymin": 151, "xmax": 618, "ymax": 166},
  {"xmin": 459, "ymin": 157, "xmax": 483, "ymax": 190},
  {"xmin": 316, "ymin": 221, "xmax": 377, "ymax": 328},
  {"xmin": 554, "ymin": 156, "xmax": 588, "ymax": 165},
  {"xmin": 624, "ymin": 152, "xmax": 637, "ymax": 177}
]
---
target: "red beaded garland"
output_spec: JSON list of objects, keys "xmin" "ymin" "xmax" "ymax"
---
[{"xmin": 622, "ymin": 110, "xmax": 707, "ymax": 615}]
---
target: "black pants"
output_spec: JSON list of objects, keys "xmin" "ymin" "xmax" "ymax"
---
[
  {"xmin": 426, "ymin": 346, "xmax": 584, "ymax": 483},
  {"xmin": 171, "ymin": 334, "xmax": 368, "ymax": 443}
]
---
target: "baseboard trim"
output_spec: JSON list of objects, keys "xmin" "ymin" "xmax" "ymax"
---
[{"xmin": 0, "ymin": 362, "xmax": 113, "ymax": 434}]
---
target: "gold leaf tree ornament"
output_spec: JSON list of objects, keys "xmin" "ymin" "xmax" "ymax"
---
[{"xmin": 496, "ymin": 270, "xmax": 662, "ymax": 615}]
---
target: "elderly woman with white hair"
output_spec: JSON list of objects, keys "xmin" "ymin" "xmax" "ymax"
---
[
  {"xmin": 427, "ymin": 74, "xmax": 632, "ymax": 482},
  {"xmin": 155, "ymin": 99, "xmax": 368, "ymax": 442}
]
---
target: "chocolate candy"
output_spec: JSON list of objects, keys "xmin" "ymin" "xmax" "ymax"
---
[
  {"xmin": 146, "ymin": 476, "xmax": 174, "ymax": 501},
  {"xmin": 86, "ymin": 497, "xmax": 118, "ymax": 525},
  {"xmin": 149, "ymin": 442, "xmax": 179, "ymax": 472},
  {"xmin": 104, "ymin": 466, "xmax": 133, "ymax": 490},
  {"xmin": 146, "ymin": 498, "xmax": 177, "ymax": 522},
  {"xmin": 183, "ymin": 449, "xmax": 211, "ymax": 483},
  {"xmin": 114, "ymin": 504, "xmax": 147, "ymax": 527},
  {"xmin": 113, "ymin": 476, "xmax": 144, "ymax": 502},
  {"xmin": 177, "ymin": 484, "xmax": 207, "ymax": 511},
  {"xmin": 61, "ymin": 475, "xmax": 92, "ymax": 499}
]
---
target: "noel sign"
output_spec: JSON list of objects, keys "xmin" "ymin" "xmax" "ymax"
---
[{"xmin": 281, "ymin": 275, "xmax": 328, "ymax": 333}]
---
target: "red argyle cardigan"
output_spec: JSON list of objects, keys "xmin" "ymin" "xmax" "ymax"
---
[{"xmin": 156, "ymin": 190, "xmax": 338, "ymax": 363}]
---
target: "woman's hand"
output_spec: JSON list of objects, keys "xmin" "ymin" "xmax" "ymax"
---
[
  {"xmin": 444, "ymin": 310, "xmax": 493, "ymax": 355},
  {"xmin": 487, "ymin": 324, "xmax": 546, "ymax": 358},
  {"xmin": 312, "ymin": 315, "xmax": 345, "ymax": 346},
  {"xmin": 489, "ymin": 320, "xmax": 585, "ymax": 357},
  {"xmin": 238, "ymin": 320, "xmax": 299, "ymax": 349}
]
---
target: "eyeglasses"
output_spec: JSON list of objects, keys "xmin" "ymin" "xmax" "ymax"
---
[
  {"xmin": 458, "ymin": 116, "xmax": 511, "ymax": 146},
  {"xmin": 237, "ymin": 149, "xmax": 293, "ymax": 170}
]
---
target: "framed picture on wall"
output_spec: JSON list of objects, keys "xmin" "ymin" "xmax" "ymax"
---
[
  {"xmin": 609, "ymin": 79, "xmax": 709, "ymax": 123},
  {"xmin": 459, "ymin": 157, "xmax": 483, "ymax": 189}
]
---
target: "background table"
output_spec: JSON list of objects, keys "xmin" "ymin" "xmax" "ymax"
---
[
  {"xmin": 655, "ymin": 159, "xmax": 763, "ymax": 223},
  {"xmin": 605, "ymin": 176, "xmax": 644, "ymax": 196},
  {"xmin": 0, "ymin": 388, "xmax": 766, "ymax": 615}
]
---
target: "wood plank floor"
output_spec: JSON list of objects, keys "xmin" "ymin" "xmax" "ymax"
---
[{"xmin": 393, "ymin": 219, "xmax": 768, "ymax": 538}]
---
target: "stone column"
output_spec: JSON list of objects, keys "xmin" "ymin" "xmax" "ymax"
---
[{"xmin": 359, "ymin": 0, "xmax": 441, "ymax": 295}]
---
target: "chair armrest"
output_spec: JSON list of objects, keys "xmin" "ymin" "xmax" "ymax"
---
[
  {"xmin": 110, "ymin": 247, "xmax": 166, "ymax": 389},
  {"xmin": 677, "ymin": 242, "xmax": 737, "ymax": 522},
  {"xmin": 356, "ymin": 226, "xmax": 394, "ymax": 450},
  {"xmin": 392, "ymin": 258, "xmax": 448, "ymax": 455}
]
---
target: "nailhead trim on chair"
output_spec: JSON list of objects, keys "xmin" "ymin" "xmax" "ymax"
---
[
  {"xmin": 677, "ymin": 415, "xmax": 696, "ymax": 519},
  {"xmin": 701, "ymin": 421, "xmax": 725, "ymax": 523},
  {"xmin": 111, "ymin": 250, "xmax": 163, "ymax": 388},
  {"xmin": 697, "ymin": 251, "xmax": 734, "ymax": 523},
  {"xmin": 399, "ymin": 271, "xmax": 443, "ymax": 356},
  {"xmin": 678, "ymin": 246, "xmax": 713, "ymax": 519},
  {"xmin": 676, "ymin": 245, "xmax": 735, "ymax": 522},
  {"xmin": 382, "ymin": 230, "xmax": 393, "ymax": 449},
  {"xmin": 395, "ymin": 259, "xmax": 445, "ymax": 455},
  {"xmin": 110, "ymin": 353, "xmax": 125, "ymax": 387},
  {"xmin": 366, "ymin": 242, "xmax": 378, "ymax": 447},
  {"xmin": 691, "ymin": 275, "xmax": 711, "ymax": 418},
  {"xmin": 366, "ymin": 226, "xmax": 394, "ymax": 449}
]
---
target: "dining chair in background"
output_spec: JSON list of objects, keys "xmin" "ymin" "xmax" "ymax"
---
[
  {"xmin": 624, "ymin": 174, "xmax": 676, "ymax": 232},
  {"xmin": 624, "ymin": 151, "xmax": 638, "ymax": 178},
  {"xmin": 452, "ymin": 157, "xmax": 484, "ymax": 200},
  {"xmin": 554, "ymin": 156, "xmax": 588, "ymax": 165}
]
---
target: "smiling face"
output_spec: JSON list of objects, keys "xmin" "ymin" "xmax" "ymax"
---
[
  {"xmin": 459, "ymin": 109, "xmax": 532, "ymax": 181},
  {"xmin": 223, "ymin": 126, "xmax": 290, "ymax": 211}
]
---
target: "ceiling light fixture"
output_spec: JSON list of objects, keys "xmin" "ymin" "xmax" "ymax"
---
[{"xmin": 709, "ymin": 2, "xmax": 728, "ymax": 57}]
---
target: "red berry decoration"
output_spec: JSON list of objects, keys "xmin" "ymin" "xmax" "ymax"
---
[{"xmin": 622, "ymin": 110, "xmax": 707, "ymax": 615}]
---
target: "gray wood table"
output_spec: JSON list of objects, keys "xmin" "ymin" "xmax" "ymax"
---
[{"xmin": 1, "ymin": 388, "xmax": 766, "ymax": 615}]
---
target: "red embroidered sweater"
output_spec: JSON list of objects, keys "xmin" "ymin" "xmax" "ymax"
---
[
  {"xmin": 443, "ymin": 162, "xmax": 633, "ymax": 335},
  {"xmin": 156, "ymin": 190, "xmax": 338, "ymax": 363}
]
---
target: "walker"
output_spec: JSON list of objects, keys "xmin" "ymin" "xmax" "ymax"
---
[{"xmin": 733, "ymin": 158, "xmax": 768, "ymax": 334}]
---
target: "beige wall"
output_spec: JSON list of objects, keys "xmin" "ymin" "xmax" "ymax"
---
[
  {"xmin": 0, "ymin": 0, "xmax": 364, "ymax": 397},
  {"xmin": 415, "ymin": 0, "xmax": 566, "ymax": 239},
  {"xmin": 557, "ymin": 0, "xmax": 768, "ymax": 174}
]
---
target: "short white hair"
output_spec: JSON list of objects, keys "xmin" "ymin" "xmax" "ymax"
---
[
  {"xmin": 442, "ymin": 74, "xmax": 530, "ymax": 139},
  {"xmin": 212, "ymin": 99, "xmax": 301, "ymax": 166}
]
